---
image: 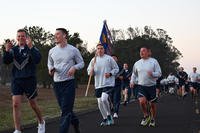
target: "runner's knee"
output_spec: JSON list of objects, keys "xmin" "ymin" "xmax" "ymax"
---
[
  {"xmin": 139, "ymin": 97, "xmax": 146, "ymax": 105},
  {"xmin": 101, "ymin": 92, "xmax": 109, "ymax": 103},
  {"xmin": 12, "ymin": 97, "xmax": 21, "ymax": 109},
  {"xmin": 13, "ymin": 101, "xmax": 21, "ymax": 109}
]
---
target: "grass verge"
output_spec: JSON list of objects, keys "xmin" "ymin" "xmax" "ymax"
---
[{"xmin": 0, "ymin": 96, "xmax": 97, "ymax": 131}]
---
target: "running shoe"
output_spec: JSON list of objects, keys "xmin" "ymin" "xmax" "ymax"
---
[{"xmin": 140, "ymin": 116, "xmax": 151, "ymax": 126}]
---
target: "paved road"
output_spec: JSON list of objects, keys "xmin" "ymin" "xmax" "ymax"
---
[{"xmin": 2, "ymin": 94, "xmax": 200, "ymax": 133}]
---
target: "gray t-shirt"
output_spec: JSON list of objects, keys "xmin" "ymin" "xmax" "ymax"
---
[
  {"xmin": 87, "ymin": 54, "xmax": 119, "ymax": 89},
  {"xmin": 48, "ymin": 44, "xmax": 84, "ymax": 82},
  {"xmin": 130, "ymin": 57, "xmax": 162, "ymax": 86},
  {"xmin": 189, "ymin": 72, "xmax": 200, "ymax": 83}
]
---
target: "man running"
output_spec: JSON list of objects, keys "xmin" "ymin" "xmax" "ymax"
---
[
  {"xmin": 189, "ymin": 67, "xmax": 199, "ymax": 98},
  {"xmin": 130, "ymin": 46, "xmax": 162, "ymax": 127},
  {"xmin": 111, "ymin": 55, "xmax": 123, "ymax": 118},
  {"xmin": 3, "ymin": 29, "xmax": 45, "ymax": 133},
  {"xmin": 48, "ymin": 28, "xmax": 84, "ymax": 133},
  {"xmin": 177, "ymin": 67, "xmax": 188, "ymax": 98},
  {"xmin": 87, "ymin": 43, "xmax": 119, "ymax": 126},
  {"xmin": 167, "ymin": 73, "xmax": 178, "ymax": 95},
  {"xmin": 122, "ymin": 63, "xmax": 132, "ymax": 105}
]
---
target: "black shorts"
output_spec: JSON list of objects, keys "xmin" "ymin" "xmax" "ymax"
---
[
  {"xmin": 95, "ymin": 87, "xmax": 113, "ymax": 98},
  {"xmin": 122, "ymin": 82, "xmax": 129, "ymax": 90},
  {"xmin": 178, "ymin": 80, "xmax": 186, "ymax": 88},
  {"xmin": 197, "ymin": 83, "xmax": 200, "ymax": 89},
  {"xmin": 11, "ymin": 77, "xmax": 37, "ymax": 99},
  {"xmin": 137, "ymin": 85, "xmax": 157, "ymax": 102},
  {"xmin": 156, "ymin": 83, "xmax": 161, "ymax": 91}
]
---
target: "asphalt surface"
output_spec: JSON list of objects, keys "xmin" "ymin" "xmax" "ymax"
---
[{"xmin": 2, "ymin": 94, "xmax": 200, "ymax": 133}]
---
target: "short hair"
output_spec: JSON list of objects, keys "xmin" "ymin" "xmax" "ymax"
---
[
  {"xmin": 96, "ymin": 43, "xmax": 104, "ymax": 48},
  {"xmin": 123, "ymin": 63, "xmax": 129, "ymax": 67},
  {"xmin": 140, "ymin": 45, "xmax": 150, "ymax": 50},
  {"xmin": 56, "ymin": 28, "xmax": 68, "ymax": 35},
  {"xmin": 179, "ymin": 67, "xmax": 184, "ymax": 70},
  {"xmin": 111, "ymin": 54, "xmax": 117, "ymax": 57},
  {"xmin": 17, "ymin": 29, "xmax": 27, "ymax": 36}
]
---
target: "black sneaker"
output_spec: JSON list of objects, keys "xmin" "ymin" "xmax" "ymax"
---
[
  {"xmin": 123, "ymin": 101, "xmax": 127, "ymax": 106},
  {"xmin": 73, "ymin": 124, "xmax": 80, "ymax": 133}
]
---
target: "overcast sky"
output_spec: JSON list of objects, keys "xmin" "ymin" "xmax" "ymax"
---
[{"xmin": 0, "ymin": 0, "xmax": 199, "ymax": 72}]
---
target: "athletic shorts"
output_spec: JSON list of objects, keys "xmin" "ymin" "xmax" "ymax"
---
[
  {"xmin": 122, "ymin": 82, "xmax": 129, "ymax": 90},
  {"xmin": 189, "ymin": 82, "xmax": 198, "ymax": 89},
  {"xmin": 197, "ymin": 83, "xmax": 200, "ymax": 89},
  {"xmin": 178, "ymin": 81, "xmax": 185, "ymax": 88},
  {"xmin": 133, "ymin": 84, "xmax": 139, "ymax": 98},
  {"xmin": 95, "ymin": 87, "xmax": 113, "ymax": 98},
  {"xmin": 137, "ymin": 85, "xmax": 157, "ymax": 102},
  {"xmin": 156, "ymin": 83, "xmax": 161, "ymax": 90},
  {"xmin": 11, "ymin": 77, "xmax": 37, "ymax": 99}
]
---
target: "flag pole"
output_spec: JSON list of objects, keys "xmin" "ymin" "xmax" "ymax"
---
[
  {"xmin": 85, "ymin": 74, "xmax": 92, "ymax": 97},
  {"xmin": 85, "ymin": 55, "xmax": 97, "ymax": 97}
]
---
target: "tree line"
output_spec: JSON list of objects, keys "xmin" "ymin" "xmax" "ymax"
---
[{"xmin": 0, "ymin": 26, "xmax": 182, "ymax": 88}]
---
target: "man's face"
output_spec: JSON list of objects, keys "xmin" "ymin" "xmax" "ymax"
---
[
  {"xmin": 123, "ymin": 63, "xmax": 128, "ymax": 69},
  {"xmin": 96, "ymin": 45, "xmax": 105, "ymax": 56},
  {"xmin": 17, "ymin": 32, "xmax": 26, "ymax": 45},
  {"xmin": 112, "ymin": 56, "xmax": 118, "ymax": 62},
  {"xmin": 179, "ymin": 67, "xmax": 183, "ymax": 72},
  {"xmin": 55, "ymin": 30, "xmax": 66, "ymax": 43},
  {"xmin": 140, "ymin": 48, "xmax": 149, "ymax": 59},
  {"xmin": 193, "ymin": 68, "xmax": 197, "ymax": 72}
]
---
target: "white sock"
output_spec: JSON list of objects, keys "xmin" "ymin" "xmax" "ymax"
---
[
  {"xmin": 101, "ymin": 92, "xmax": 111, "ymax": 116},
  {"xmin": 14, "ymin": 130, "xmax": 22, "ymax": 133},
  {"xmin": 97, "ymin": 98, "xmax": 107, "ymax": 119}
]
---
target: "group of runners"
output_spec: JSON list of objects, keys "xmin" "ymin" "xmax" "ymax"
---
[
  {"xmin": 158, "ymin": 67, "xmax": 200, "ymax": 99},
  {"xmin": 3, "ymin": 28, "xmax": 199, "ymax": 133}
]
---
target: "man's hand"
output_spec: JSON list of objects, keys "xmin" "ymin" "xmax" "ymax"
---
[
  {"xmin": 89, "ymin": 68, "xmax": 94, "ymax": 76},
  {"xmin": 26, "ymin": 36, "xmax": 33, "ymax": 49},
  {"xmin": 49, "ymin": 68, "xmax": 55, "ymax": 76},
  {"xmin": 119, "ymin": 76, "xmax": 123, "ymax": 80},
  {"xmin": 147, "ymin": 71, "xmax": 153, "ymax": 77},
  {"xmin": 105, "ymin": 73, "xmax": 112, "ymax": 78},
  {"xmin": 5, "ymin": 41, "xmax": 12, "ymax": 52},
  {"xmin": 67, "ymin": 67, "xmax": 76, "ymax": 77}
]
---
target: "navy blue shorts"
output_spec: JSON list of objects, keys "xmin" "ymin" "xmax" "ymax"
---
[
  {"xmin": 137, "ymin": 85, "xmax": 157, "ymax": 102},
  {"xmin": 95, "ymin": 87, "xmax": 113, "ymax": 98},
  {"xmin": 11, "ymin": 77, "xmax": 37, "ymax": 99},
  {"xmin": 189, "ymin": 82, "xmax": 198, "ymax": 89}
]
